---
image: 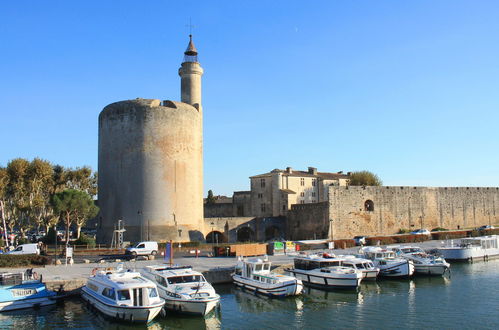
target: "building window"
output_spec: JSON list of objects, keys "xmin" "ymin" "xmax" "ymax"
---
[
  {"xmin": 282, "ymin": 205, "xmax": 286, "ymax": 211},
  {"xmin": 364, "ymin": 200, "xmax": 374, "ymax": 212},
  {"xmin": 261, "ymin": 203, "xmax": 266, "ymax": 212},
  {"xmin": 300, "ymin": 200, "xmax": 304, "ymax": 204},
  {"xmin": 300, "ymin": 178, "xmax": 305, "ymax": 186},
  {"xmin": 258, "ymin": 193, "xmax": 263, "ymax": 199},
  {"xmin": 311, "ymin": 192, "xmax": 316, "ymax": 197},
  {"xmin": 312, "ymin": 179, "xmax": 316, "ymax": 186},
  {"xmin": 312, "ymin": 200, "xmax": 316, "ymax": 203},
  {"xmin": 260, "ymin": 179, "xmax": 265, "ymax": 188},
  {"xmin": 300, "ymin": 192, "xmax": 305, "ymax": 197}
]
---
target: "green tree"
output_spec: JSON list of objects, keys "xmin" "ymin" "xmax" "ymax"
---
[
  {"xmin": 26, "ymin": 158, "xmax": 54, "ymax": 232},
  {"xmin": 206, "ymin": 190, "xmax": 216, "ymax": 205},
  {"xmin": 5, "ymin": 158, "xmax": 31, "ymax": 237},
  {"xmin": 348, "ymin": 171, "xmax": 382, "ymax": 186},
  {"xmin": 52, "ymin": 189, "xmax": 99, "ymax": 244}
]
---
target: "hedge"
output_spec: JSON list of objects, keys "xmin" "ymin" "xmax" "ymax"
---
[
  {"xmin": 0, "ymin": 255, "xmax": 50, "ymax": 268},
  {"xmin": 332, "ymin": 239, "xmax": 356, "ymax": 249},
  {"xmin": 430, "ymin": 231, "xmax": 469, "ymax": 240},
  {"xmin": 366, "ymin": 236, "xmax": 397, "ymax": 245}
]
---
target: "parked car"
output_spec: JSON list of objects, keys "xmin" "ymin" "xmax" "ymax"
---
[
  {"xmin": 7, "ymin": 243, "xmax": 40, "ymax": 255},
  {"xmin": 477, "ymin": 225, "xmax": 495, "ymax": 230},
  {"xmin": 411, "ymin": 229, "xmax": 431, "ymax": 235},
  {"xmin": 125, "ymin": 241, "xmax": 158, "ymax": 257},
  {"xmin": 353, "ymin": 236, "xmax": 367, "ymax": 246}
]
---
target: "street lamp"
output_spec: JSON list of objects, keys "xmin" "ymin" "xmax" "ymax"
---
[{"xmin": 210, "ymin": 221, "xmax": 215, "ymax": 245}]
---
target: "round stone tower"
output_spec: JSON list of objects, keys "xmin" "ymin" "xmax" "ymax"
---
[{"xmin": 97, "ymin": 36, "xmax": 204, "ymax": 243}]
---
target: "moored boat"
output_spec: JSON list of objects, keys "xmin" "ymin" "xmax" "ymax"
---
[
  {"xmin": 336, "ymin": 255, "xmax": 380, "ymax": 280},
  {"xmin": 387, "ymin": 245, "xmax": 450, "ymax": 275},
  {"xmin": 81, "ymin": 268, "xmax": 165, "ymax": 323},
  {"xmin": 0, "ymin": 270, "xmax": 58, "ymax": 312},
  {"xmin": 436, "ymin": 235, "xmax": 499, "ymax": 261},
  {"xmin": 287, "ymin": 254, "xmax": 364, "ymax": 289},
  {"xmin": 233, "ymin": 256, "xmax": 303, "ymax": 297},
  {"xmin": 141, "ymin": 265, "xmax": 220, "ymax": 316},
  {"xmin": 358, "ymin": 247, "xmax": 415, "ymax": 278}
]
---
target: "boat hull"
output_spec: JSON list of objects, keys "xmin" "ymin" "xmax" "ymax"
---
[
  {"xmin": 159, "ymin": 289, "xmax": 220, "ymax": 316},
  {"xmin": 360, "ymin": 269, "xmax": 379, "ymax": 280},
  {"xmin": 378, "ymin": 261, "xmax": 414, "ymax": 278},
  {"xmin": 232, "ymin": 275, "xmax": 303, "ymax": 297},
  {"xmin": 437, "ymin": 247, "xmax": 499, "ymax": 261},
  {"xmin": 81, "ymin": 288, "xmax": 164, "ymax": 323},
  {"xmin": 414, "ymin": 264, "xmax": 449, "ymax": 276},
  {"xmin": 287, "ymin": 269, "xmax": 362, "ymax": 289},
  {"xmin": 0, "ymin": 296, "xmax": 57, "ymax": 312}
]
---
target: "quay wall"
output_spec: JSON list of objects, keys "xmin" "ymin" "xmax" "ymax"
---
[{"xmin": 329, "ymin": 186, "xmax": 499, "ymax": 239}]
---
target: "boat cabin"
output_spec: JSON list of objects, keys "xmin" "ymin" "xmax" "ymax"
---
[
  {"xmin": 88, "ymin": 272, "xmax": 160, "ymax": 307},
  {"xmin": 293, "ymin": 256, "xmax": 342, "ymax": 271},
  {"xmin": 235, "ymin": 257, "xmax": 284, "ymax": 285},
  {"xmin": 460, "ymin": 236, "xmax": 499, "ymax": 249}
]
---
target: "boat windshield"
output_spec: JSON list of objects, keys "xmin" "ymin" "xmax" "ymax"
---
[
  {"xmin": 167, "ymin": 275, "xmax": 204, "ymax": 284},
  {"xmin": 401, "ymin": 248, "xmax": 423, "ymax": 253},
  {"xmin": 355, "ymin": 263, "xmax": 366, "ymax": 269},
  {"xmin": 117, "ymin": 290, "xmax": 131, "ymax": 301},
  {"xmin": 254, "ymin": 263, "xmax": 271, "ymax": 272}
]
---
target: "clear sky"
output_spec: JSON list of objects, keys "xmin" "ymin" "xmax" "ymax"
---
[{"xmin": 1, "ymin": 1, "xmax": 498, "ymax": 196}]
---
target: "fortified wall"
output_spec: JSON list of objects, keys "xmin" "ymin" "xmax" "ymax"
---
[{"xmin": 329, "ymin": 186, "xmax": 499, "ymax": 239}]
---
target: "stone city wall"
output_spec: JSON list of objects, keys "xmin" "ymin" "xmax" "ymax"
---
[
  {"xmin": 329, "ymin": 186, "xmax": 499, "ymax": 239},
  {"xmin": 287, "ymin": 202, "xmax": 329, "ymax": 240}
]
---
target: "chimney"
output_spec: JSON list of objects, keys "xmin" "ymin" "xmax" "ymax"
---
[
  {"xmin": 286, "ymin": 167, "xmax": 293, "ymax": 174},
  {"xmin": 308, "ymin": 167, "xmax": 317, "ymax": 175}
]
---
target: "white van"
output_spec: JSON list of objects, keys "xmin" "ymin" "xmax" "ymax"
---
[
  {"xmin": 125, "ymin": 241, "xmax": 158, "ymax": 257},
  {"xmin": 7, "ymin": 243, "xmax": 40, "ymax": 255}
]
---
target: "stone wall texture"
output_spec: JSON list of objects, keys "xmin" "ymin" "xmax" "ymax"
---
[
  {"xmin": 97, "ymin": 98, "xmax": 204, "ymax": 243},
  {"xmin": 329, "ymin": 186, "xmax": 499, "ymax": 239},
  {"xmin": 287, "ymin": 202, "xmax": 330, "ymax": 240}
]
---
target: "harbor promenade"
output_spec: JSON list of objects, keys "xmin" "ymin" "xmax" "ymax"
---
[{"xmin": 0, "ymin": 239, "xmax": 448, "ymax": 292}]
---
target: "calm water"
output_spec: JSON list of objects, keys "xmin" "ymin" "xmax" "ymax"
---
[{"xmin": 1, "ymin": 260, "xmax": 498, "ymax": 329}]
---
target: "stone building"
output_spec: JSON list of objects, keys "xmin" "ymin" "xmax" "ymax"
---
[
  {"xmin": 250, "ymin": 167, "xmax": 350, "ymax": 217},
  {"xmin": 97, "ymin": 35, "xmax": 204, "ymax": 243}
]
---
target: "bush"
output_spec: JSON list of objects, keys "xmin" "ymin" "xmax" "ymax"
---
[
  {"xmin": 431, "ymin": 227, "xmax": 448, "ymax": 232},
  {"xmin": 366, "ymin": 236, "xmax": 397, "ymax": 246},
  {"xmin": 431, "ymin": 230, "xmax": 468, "ymax": 240},
  {"xmin": 42, "ymin": 228, "xmax": 60, "ymax": 245},
  {"xmin": 332, "ymin": 239, "xmax": 356, "ymax": 249},
  {"xmin": 393, "ymin": 234, "xmax": 430, "ymax": 243},
  {"xmin": 17, "ymin": 237, "xmax": 29, "ymax": 245},
  {"xmin": 74, "ymin": 233, "xmax": 96, "ymax": 248},
  {"xmin": 0, "ymin": 254, "xmax": 50, "ymax": 267},
  {"xmin": 397, "ymin": 229, "xmax": 411, "ymax": 234}
]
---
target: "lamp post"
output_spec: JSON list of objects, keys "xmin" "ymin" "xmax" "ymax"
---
[{"xmin": 210, "ymin": 221, "xmax": 215, "ymax": 246}]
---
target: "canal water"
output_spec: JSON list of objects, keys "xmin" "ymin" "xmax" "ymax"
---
[{"xmin": 0, "ymin": 260, "xmax": 497, "ymax": 329}]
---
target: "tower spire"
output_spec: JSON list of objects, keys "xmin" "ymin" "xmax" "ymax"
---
[{"xmin": 183, "ymin": 34, "xmax": 198, "ymax": 63}]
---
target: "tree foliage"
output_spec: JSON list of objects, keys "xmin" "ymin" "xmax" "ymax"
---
[
  {"xmin": 348, "ymin": 171, "xmax": 382, "ymax": 186},
  {"xmin": 52, "ymin": 189, "xmax": 99, "ymax": 244},
  {"xmin": 206, "ymin": 190, "xmax": 216, "ymax": 205},
  {"xmin": 0, "ymin": 158, "xmax": 98, "ymax": 245}
]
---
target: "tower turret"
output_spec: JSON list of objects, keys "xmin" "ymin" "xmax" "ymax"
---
[{"xmin": 179, "ymin": 35, "xmax": 204, "ymax": 110}]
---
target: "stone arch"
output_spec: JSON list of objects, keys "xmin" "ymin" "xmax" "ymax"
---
[
  {"xmin": 365, "ymin": 200, "xmax": 374, "ymax": 212},
  {"xmin": 265, "ymin": 225, "xmax": 281, "ymax": 241},
  {"xmin": 206, "ymin": 231, "xmax": 227, "ymax": 244},
  {"xmin": 237, "ymin": 227, "xmax": 255, "ymax": 242}
]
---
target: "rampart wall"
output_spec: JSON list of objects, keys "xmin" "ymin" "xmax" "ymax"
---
[{"xmin": 329, "ymin": 186, "xmax": 499, "ymax": 239}]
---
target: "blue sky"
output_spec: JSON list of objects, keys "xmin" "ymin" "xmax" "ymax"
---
[{"xmin": 1, "ymin": 1, "xmax": 498, "ymax": 195}]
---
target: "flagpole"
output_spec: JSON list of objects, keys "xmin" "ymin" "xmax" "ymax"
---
[{"xmin": 169, "ymin": 240, "xmax": 173, "ymax": 266}]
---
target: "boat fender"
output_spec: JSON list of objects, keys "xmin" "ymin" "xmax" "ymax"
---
[{"xmin": 160, "ymin": 308, "xmax": 167, "ymax": 318}]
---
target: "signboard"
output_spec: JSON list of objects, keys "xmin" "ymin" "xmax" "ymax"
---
[
  {"xmin": 273, "ymin": 241, "xmax": 285, "ymax": 255},
  {"xmin": 65, "ymin": 247, "xmax": 73, "ymax": 258},
  {"xmin": 328, "ymin": 241, "xmax": 335, "ymax": 250},
  {"xmin": 285, "ymin": 241, "xmax": 296, "ymax": 253}
]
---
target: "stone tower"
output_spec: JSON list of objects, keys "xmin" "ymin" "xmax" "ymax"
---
[{"xmin": 97, "ymin": 36, "xmax": 205, "ymax": 243}]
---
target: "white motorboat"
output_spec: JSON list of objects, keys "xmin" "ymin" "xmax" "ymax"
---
[
  {"xmin": 336, "ymin": 254, "xmax": 380, "ymax": 280},
  {"xmin": 81, "ymin": 268, "xmax": 165, "ymax": 323},
  {"xmin": 287, "ymin": 255, "xmax": 363, "ymax": 289},
  {"xmin": 233, "ymin": 256, "xmax": 303, "ymax": 297},
  {"xmin": 141, "ymin": 265, "xmax": 220, "ymax": 316},
  {"xmin": 0, "ymin": 270, "xmax": 59, "ymax": 312},
  {"xmin": 436, "ymin": 235, "xmax": 499, "ymax": 261},
  {"xmin": 387, "ymin": 245, "xmax": 450, "ymax": 276},
  {"xmin": 358, "ymin": 247, "xmax": 415, "ymax": 278}
]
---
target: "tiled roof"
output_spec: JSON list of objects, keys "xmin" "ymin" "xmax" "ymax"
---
[{"xmin": 250, "ymin": 169, "xmax": 349, "ymax": 180}]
